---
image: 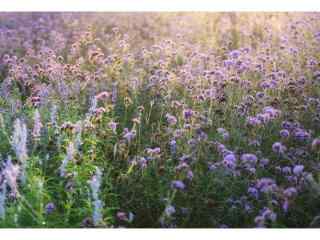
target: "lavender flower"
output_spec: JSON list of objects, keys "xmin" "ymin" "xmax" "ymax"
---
[
  {"xmin": 59, "ymin": 142, "xmax": 76, "ymax": 177},
  {"xmin": 169, "ymin": 139, "xmax": 177, "ymax": 155},
  {"xmin": 0, "ymin": 179, "xmax": 7, "ymax": 220},
  {"xmin": 3, "ymin": 156, "xmax": 20, "ymax": 196},
  {"xmin": 32, "ymin": 109, "xmax": 43, "ymax": 140},
  {"xmin": 11, "ymin": 119, "xmax": 28, "ymax": 183},
  {"xmin": 89, "ymin": 167, "xmax": 103, "ymax": 226},
  {"xmin": 87, "ymin": 96, "xmax": 97, "ymax": 120},
  {"xmin": 50, "ymin": 104, "xmax": 58, "ymax": 128}
]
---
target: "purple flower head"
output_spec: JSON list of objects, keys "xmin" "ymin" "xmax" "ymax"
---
[
  {"xmin": 108, "ymin": 121, "xmax": 117, "ymax": 134},
  {"xmin": 217, "ymin": 128, "xmax": 229, "ymax": 141},
  {"xmin": 256, "ymin": 113, "xmax": 270, "ymax": 123},
  {"xmin": 137, "ymin": 157, "xmax": 148, "ymax": 169},
  {"xmin": 279, "ymin": 129, "xmax": 290, "ymax": 138},
  {"xmin": 229, "ymin": 50, "xmax": 241, "ymax": 59},
  {"xmin": 117, "ymin": 211, "xmax": 128, "ymax": 221},
  {"xmin": 123, "ymin": 129, "xmax": 136, "ymax": 142},
  {"xmin": 246, "ymin": 116, "xmax": 262, "ymax": 127},
  {"xmin": 248, "ymin": 187, "xmax": 259, "ymax": 199},
  {"xmin": 187, "ymin": 170, "xmax": 194, "ymax": 181},
  {"xmin": 282, "ymin": 166, "xmax": 292, "ymax": 175},
  {"xmin": 165, "ymin": 113, "xmax": 177, "ymax": 126},
  {"xmin": 263, "ymin": 106, "xmax": 281, "ymax": 119},
  {"xmin": 224, "ymin": 59, "xmax": 234, "ymax": 68},
  {"xmin": 260, "ymin": 81, "xmax": 271, "ymax": 89},
  {"xmin": 255, "ymin": 91, "xmax": 265, "ymax": 99},
  {"xmin": 146, "ymin": 147, "xmax": 161, "ymax": 155},
  {"xmin": 282, "ymin": 121, "xmax": 293, "ymax": 130},
  {"xmin": 261, "ymin": 207, "xmax": 277, "ymax": 222},
  {"xmin": 169, "ymin": 139, "xmax": 177, "ymax": 154},
  {"xmin": 240, "ymin": 153, "xmax": 258, "ymax": 164},
  {"xmin": 256, "ymin": 178, "xmax": 278, "ymax": 193},
  {"xmin": 223, "ymin": 153, "xmax": 237, "ymax": 169},
  {"xmin": 293, "ymin": 129, "xmax": 311, "ymax": 141},
  {"xmin": 312, "ymin": 138, "xmax": 320, "ymax": 151},
  {"xmin": 216, "ymin": 142, "xmax": 226, "ymax": 154},
  {"xmin": 283, "ymin": 187, "xmax": 297, "ymax": 198},
  {"xmin": 272, "ymin": 142, "xmax": 287, "ymax": 154},
  {"xmin": 45, "ymin": 202, "xmax": 56, "ymax": 214},
  {"xmin": 259, "ymin": 158, "xmax": 269, "ymax": 167},
  {"xmin": 254, "ymin": 216, "xmax": 265, "ymax": 228},
  {"xmin": 171, "ymin": 180, "xmax": 185, "ymax": 190},
  {"xmin": 183, "ymin": 108, "xmax": 193, "ymax": 120},
  {"xmin": 293, "ymin": 165, "xmax": 304, "ymax": 176},
  {"xmin": 164, "ymin": 205, "xmax": 176, "ymax": 217}
]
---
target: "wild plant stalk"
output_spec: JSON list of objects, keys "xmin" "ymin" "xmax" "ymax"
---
[
  {"xmin": 89, "ymin": 167, "xmax": 104, "ymax": 226},
  {"xmin": 11, "ymin": 119, "xmax": 28, "ymax": 184}
]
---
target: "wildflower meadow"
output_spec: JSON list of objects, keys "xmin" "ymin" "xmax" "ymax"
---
[{"xmin": 0, "ymin": 13, "xmax": 320, "ymax": 228}]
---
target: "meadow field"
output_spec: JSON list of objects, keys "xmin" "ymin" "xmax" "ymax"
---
[{"xmin": 0, "ymin": 13, "xmax": 320, "ymax": 228}]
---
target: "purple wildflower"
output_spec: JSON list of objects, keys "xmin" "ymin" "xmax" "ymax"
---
[
  {"xmin": 45, "ymin": 202, "xmax": 56, "ymax": 214},
  {"xmin": 223, "ymin": 153, "xmax": 237, "ymax": 169},
  {"xmin": 293, "ymin": 165, "xmax": 304, "ymax": 176},
  {"xmin": 312, "ymin": 138, "xmax": 320, "ymax": 151},
  {"xmin": 123, "ymin": 129, "xmax": 136, "ymax": 142},
  {"xmin": 183, "ymin": 108, "xmax": 193, "ymax": 120},
  {"xmin": 165, "ymin": 113, "xmax": 177, "ymax": 126},
  {"xmin": 240, "ymin": 153, "xmax": 258, "ymax": 164},
  {"xmin": 164, "ymin": 205, "xmax": 176, "ymax": 217},
  {"xmin": 272, "ymin": 142, "xmax": 287, "ymax": 154},
  {"xmin": 279, "ymin": 129, "xmax": 290, "ymax": 138},
  {"xmin": 108, "ymin": 121, "xmax": 117, "ymax": 134},
  {"xmin": 283, "ymin": 187, "xmax": 297, "ymax": 198},
  {"xmin": 171, "ymin": 180, "xmax": 185, "ymax": 190}
]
